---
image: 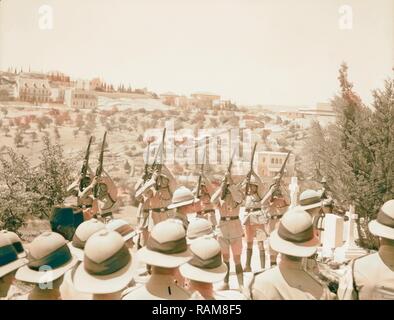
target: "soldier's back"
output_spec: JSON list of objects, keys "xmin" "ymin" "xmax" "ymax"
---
[
  {"xmin": 251, "ymin": 266, "xmax": 334, "ymax": 300},
  {"xmin": 122, "ymin": 275, "xmax": 191, "ymax": 300},
  {"xmin": 354, "ymin": 251, "xmax": 394, "ymax": 300}
]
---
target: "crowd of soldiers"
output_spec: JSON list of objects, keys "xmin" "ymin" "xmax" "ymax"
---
[{"xmin": 0, "ymin": 132, "xmax": 393, "ymax": 300}]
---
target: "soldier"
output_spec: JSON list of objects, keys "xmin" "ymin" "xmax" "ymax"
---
[
  {"xmin": 0, "ymin": 233, "xmax": 28, "ymax": 300},
  {"xmin": 68, "ymin": 218, "xmax": 106, "ymax": 261},
  {"xmin": 0, "ymin": 230, "xmax": 27, "ymax": 258},
  {"xmin": 168, "ymin": 186, "xmax": 200, "ymax": 229},
  {"xmin": 338, "ymin": 200, "xmax": 394, "ymax": 300},
  {"xmin": 50, "ymin": 206, "xmax": 77, "ymax": 241},
  {"xmin": 260, "ymin": 153, "xmax": 291, "ymax": 268},
  {"xmin": 106, "ymin": 219, "xmax": 139, "ymax": 249},
  {"xmin": 15, "ymin": 232, "xmax": 78, "ymax": 300},
  {"xmin": 61, "ymin": 219, "xmax": 106, "ymax": 300},
  {"xmin": 194, "ymin": 167, "xmax": 218, "ymax": 227},
  {"xmin": 71, "ymin": 230, "xmax": 134, "ymax": 300},
  {"xmin": 67, "ymin": 136, "xmax": 97, "ymax": 221},
  {"xmin": 211, "ymin": 159, "xmax": 245, "ymax": 291},
  {"xmin": 135, "ymin": 163, "xmax": 177, "ymax": 244},
  {"xmin": 80, "ymin": 171, "xmax": 118, "ymax": 222},
  {"xmin": 250, "ymin": 208, "xmax": 336, "ymax": 300},
  {"xmin": 297, "ymin": 189, "xmax": 325, "ymax": 237},
  {"xmin": 180, "ymin": 237, "xmax": 246, "ymax": 300},
  {"xmin": 242, "ymin": 170, "xmax": 268, "ymax": 272},
  {"xmin": 187, "ymin": 217, "xmax": 216, "ymax": 244},
  {"xmin": 122, "ymin": 219, "xmax": 192, "ymax": 300}
]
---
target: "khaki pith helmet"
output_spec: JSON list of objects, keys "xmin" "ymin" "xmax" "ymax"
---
[
  {"xmin": 137, "ymin": 219, "xmax": 192, "ymax": 268},
  {"xmin": 269, "ymin": 208, "xmax": 320, "ymax": 257},
  {"xmin": 167, "ymin": 186, "xmax": 197, "ymax": 210},
  {"xmin": 0, "ymin": 230, "xmax": 26, "ymax": 258},
  {"xmin": 298, "ymin": 189, "xmax": 323, "ymax": 211},
  {"xmin": 369, "ymin": 199, "xmax": 394, "ymax": 240},
  {"xmin": 69, "ymin": 219, "xmax": 106, "ymax": 261},
  {"xmin": 72, "ymin": 230, "xmax": 134, "ymax": 294},
  {"xmin": 0, "ymin": 233, "xmax": 27, "ymax": 278},
  {"xmin": 15, "ymin": 232, "xmax": 78, "ymax": 284},
  {"xmin": 179, "ymin": 237, "xmax": 227, "ymax": 283}
]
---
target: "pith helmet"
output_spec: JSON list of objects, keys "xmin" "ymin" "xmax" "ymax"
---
[
  {"xmin": 269, "ymin": 208, "xmax": 320, "ymax": 257},
  {"xmin": 369, "ymin": 200, "xmax": 394, "ymax": 240},
  {"xmin": 137, "ymin": 219, "xmax": 192, "ymax": 268},
  {"xmin": 16, "ymin": 232, "xmax": 78, "ymax": 284},
  {"xmin": 167, "ymin": 186, "xmax": 197, "ymax": 210},
  {"xmin": 179, "ymin": 237, "xmax": 227, "ymax": 283}
]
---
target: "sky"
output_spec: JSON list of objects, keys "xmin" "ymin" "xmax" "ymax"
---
[{"xmin": 0, "ymin": 0, "xmax": 393, "ymax": 106}]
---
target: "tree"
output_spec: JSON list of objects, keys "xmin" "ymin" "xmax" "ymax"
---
[
  {"xmin": 3, "ymin": 125, "xmax": 10, "ymax": 137},
  {"xmin": 54, "ymin": 127, "xmax": 61, "ymax": 140},
  {"xmin": 14, "ymin": 130, "xmax": 23, "ymax": 147},
  {"xmin": 30, "ymin": 136, "xmax": 73, "ymax": 219},
  {"xmin": 302, "ymin": 63, "xmax": 394, "ymax": 249},
  {"xmin": 124, "ymin": 160, "xmax": 131, "ymax": 173},
  {"xmin": 0, "ymin": 149, "xmax": 34, "ymax": 233},
  {"xmin": 0, "ymin": 137, "xmax": 73, "ymax": 231},
  {"xmin": 31, "ymin": 131, "xmax": 38, "ymax": 143}
]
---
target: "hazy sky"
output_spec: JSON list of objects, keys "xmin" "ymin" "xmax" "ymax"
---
[{"xmin": 0, "ymin": 0, "xmax": 393, "ymax": 106}]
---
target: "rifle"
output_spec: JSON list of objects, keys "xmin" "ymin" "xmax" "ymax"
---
[
  {"xmin": 245, "ymin": 142, "xmax": 257, "ymax": 195},
  {"xmin": 221, "ymin": 149, "xmax": 236, "ymax": 200},
  {"xmin": 260, "ymin": 151, "xmax": 291, "ymax": 205},
  {"xmin": 93, "ymin": 132, "xmax": 107, "ymax": 198},
  {"xmin": 196, "ymin": 138, "xmax": 208, "ymax": 199},
  {"xmin": 142, "ymin": 142, "xmax": 151, "ymax": 182},
  {"xmin": 152, "ymin": 128, "xmax": 166, "ymax": 190},
  {"xmin": 79, "ymin": 136, "xmax": 93, "ymax": 192}
]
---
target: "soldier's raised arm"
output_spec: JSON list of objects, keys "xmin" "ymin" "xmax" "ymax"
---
[
  {"xmin": 67, "ymin": 175, "xmax": 81, "ymax": 194},
  {"xmin": 201, "ymin": 173, "xmax": 215, "ymax": 196}
]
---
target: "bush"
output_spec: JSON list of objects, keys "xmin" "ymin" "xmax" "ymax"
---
[{"xmin": 0, "ymin": 136, "xmax": 73, "ymax": 232}]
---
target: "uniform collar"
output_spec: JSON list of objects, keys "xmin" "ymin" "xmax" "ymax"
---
[
  {"xmin": 279, "ymin": 258, "xmax": 304, "ymax": 270},
  {"xmin": 379, "ymin": 245, "xmax": 394, "ymax": 267}
]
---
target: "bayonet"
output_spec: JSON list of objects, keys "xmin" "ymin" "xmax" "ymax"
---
[
  {"xmin": 79, "ymin": 136, "xmax": 93, "ymax": 192},
  {"xmin": 196, "ymin": 137, "xmax": 208, "ymax": 199},
  {"xmin": 245, "ymin": 142, "xmax": 257, "ymax": 195},
  {"xmin": 93, "ymin": 132, "xmax": 107, "ymax": 198}
]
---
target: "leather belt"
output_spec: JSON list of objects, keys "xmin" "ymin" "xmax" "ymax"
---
[
  {"xmin": 245, "ymin": 207, "xmax": 261, "ymax": 213},
  {"xmin": 79, "ymin": 204, "xmax": 92, "ymax": 209},
  {"xmin": 221, "ymin": 216, "xmax": 239, "ymax": 221},
  {"xmin": 143, "ymin": 207, "xmax": 168, "ymax": 213},
  {"xmin": 197, "ymin": 209, "xmax": 215, "ymax": 215},
  {"xmin": 270, "ymin": 215, "xmax": 283, "ymax": 220}
]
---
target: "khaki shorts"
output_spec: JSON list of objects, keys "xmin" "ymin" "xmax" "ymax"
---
[
  {"xmin": 245, "ymin": 224, "xmax": 268, "ymax": 242},
  {"xmin": 218, "ymin": 236, "xmax": 243, "ymax": 256},
  {"xmin": 217, "ymin": 219, "xmax": 243, "ymax": 256}
]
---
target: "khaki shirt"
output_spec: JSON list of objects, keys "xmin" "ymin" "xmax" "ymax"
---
[
  {"xmin": 122, "ymin": 274, "xmax": 191, "ymax": 300},
  {"xmin": 251, "ymin": 261, "xmax": 335, "ymax": 300},
  {"xmin": 353, "ymin": 247, "xmax": 394, "ymax": 300},
  {"xmin": 192, "ymin": 290, "xmax": 247, "ymax": 300}
]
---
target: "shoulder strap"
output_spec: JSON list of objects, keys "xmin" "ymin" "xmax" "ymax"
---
[{"xmin": 248, "ymin": 270, "xmax": 266, "ymax": 300}]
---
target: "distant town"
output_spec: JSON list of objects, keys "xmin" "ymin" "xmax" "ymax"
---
[{"xmin": 0, "ymin": 68, "xmax": 336, "ymax": 120}]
